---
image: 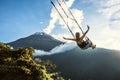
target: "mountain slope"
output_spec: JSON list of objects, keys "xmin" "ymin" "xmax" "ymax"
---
[
  {"xmin": 7, "ymin": 32, "xmax": 120, "ymax": 80},
  {"xmin": 7, "ymin": 32, "xmax": 63, "ymax": 51},
  {"xmin": 37, "ymin": 47, "xmax": 120, "ymax": 80}
]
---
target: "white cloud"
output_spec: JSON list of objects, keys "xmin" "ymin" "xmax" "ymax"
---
[
  {"xmin": 43, "ymin": 0, "xmax": 84, "ymax": 35},
  {"xmin": 94, "ymin": 26, "xmax": 120, "ymax": 50},
  {"xmin": 88, "ymin": 0, "xmax": 120, "ymax": 24},
  {"xmin": 52, "ymin": 34, "xmax": 70, "ymax": 41},
  {"xmin": 89, "ymin": 0, "xmax": 120, "ymax": 7},
  {"xmin": 40, "ymin": 21, "xmax": 43, "ymax": 24},
  {"xmin": 98, "ymin": 4, "xmax": 120, "ymax": 20},
  {"xmin": 43, "ymin": 13, "xmax": 58, "ymax": 34},
  {"xmin": 94, "ymin": 0, "xmax": 120, "ymax": 30},
  {"xmin": 50, "ymin": 42, "xmax": 76, "ymax": 53},
  {"xmin": 34, "ymin": 42, "xmax": 76, "ymax": 56},
  {"xmin": 85, "ymin": 0, "xmax": 120, "ymax": 50},
  {"xmin": 101, "ymin": 0, "xmax": 120, "ymax": 7},
  {"xmin": 43, "ymin": 0, "xmax": 120, "ymax": 50}
]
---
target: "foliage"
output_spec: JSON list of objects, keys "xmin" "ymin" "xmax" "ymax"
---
[{"xmin": 0, "ymin": 42, "xmax": 64, "ymax": 80}]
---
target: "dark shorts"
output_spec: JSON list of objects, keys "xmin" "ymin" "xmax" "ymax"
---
[
  {"xmin": 77, "ymin": 41, "xmax": 87, "ymax": 49},
  {"xmin": 77, "ymin": 39, "xmax": 92, "ymax": 49}
]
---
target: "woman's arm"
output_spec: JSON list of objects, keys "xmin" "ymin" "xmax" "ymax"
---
[
  {"xmin": 63, "ymin": 37, "xmax": 76, "ymax": 41},
  {"xmin": 81, "ymin": 25, "xmax": 90, "ymax": 40}
]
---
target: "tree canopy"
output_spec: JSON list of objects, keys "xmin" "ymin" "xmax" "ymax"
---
[{"xmin": 0, "ymin": 42, "xmax": 64, "ymax": 80}]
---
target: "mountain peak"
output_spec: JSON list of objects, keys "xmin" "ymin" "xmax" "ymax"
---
[
  {"xmin": 33, "ymin": 32, "xmax": 47, "ymax": 36},
  {"xmin": 7, "ymin": 32, "xmax": 63, "ymax": 51},
  {"xmin": 31, "ymin": 32, "xmax": 54, "ymax": 40}
]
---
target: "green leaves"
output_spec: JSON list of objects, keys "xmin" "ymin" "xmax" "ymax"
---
[{"xmin": 0, "ymin": 42, "xmax": 64, "ymax": 80}]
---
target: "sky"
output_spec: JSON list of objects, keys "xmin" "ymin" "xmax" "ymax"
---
[{"xmin": 0, "ymin": 0, "xmax": 120, "ymax": 50}]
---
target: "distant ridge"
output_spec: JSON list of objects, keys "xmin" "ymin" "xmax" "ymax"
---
[
  {"xmin": 6, "ymin": 31, "xmax": 120, "ymax": 80},
  {"xmin": 38, "ymin": 47, "xmax": 120, "ymax": 80},
  {"xmin": 7, "ymin": 32, "xmax": 63, "ymax": 51}
]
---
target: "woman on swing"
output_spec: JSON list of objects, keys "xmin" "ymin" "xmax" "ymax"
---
[{"xmin": 63, "ymin": 25, "xmax": 96, "ymax": 49}]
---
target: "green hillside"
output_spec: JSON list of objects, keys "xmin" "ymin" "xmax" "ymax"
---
[{"xmin": 0, "ymin": 42, "xmax": 64, "ymax": 80}]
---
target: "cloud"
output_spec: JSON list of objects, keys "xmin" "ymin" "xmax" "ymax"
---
[
  {"xmin": 86, "ymin": 0, "xmax": 120, "ymax": 30},
  {"xmin": 92, "ymin": 0, "xmax": 120, "ymax": 30},
  {"xmin": 43, "ymin": 0, "xmax": 84, "ymax": 35},
  {"xmin": 93, "ymin": 26, "xmax": 120, "ymax": 50},
  {"xmin": 43, "ymin": 0, "xmax": 120, "ymax": 50},
  {"xmin": 40, "ymin": 21, "xmax": 43, "ymax": 24},
  {"xmin": 101, "ymin": 0, "xmax": 120, "ymax": 7},
  {"xmin": 84, "ymin": 0, "xmax": 120, "ymax": 50},
  {"xmin": 52, "ymin": 34, "xmax": 70, "ymax": 41},
  {"xmin": 43, "ymin": 14, "xmax": 58, "ymax": 34},
  {"xmin": 34, "ymin": 42, "xmax": 76, "ymax": 56}
]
